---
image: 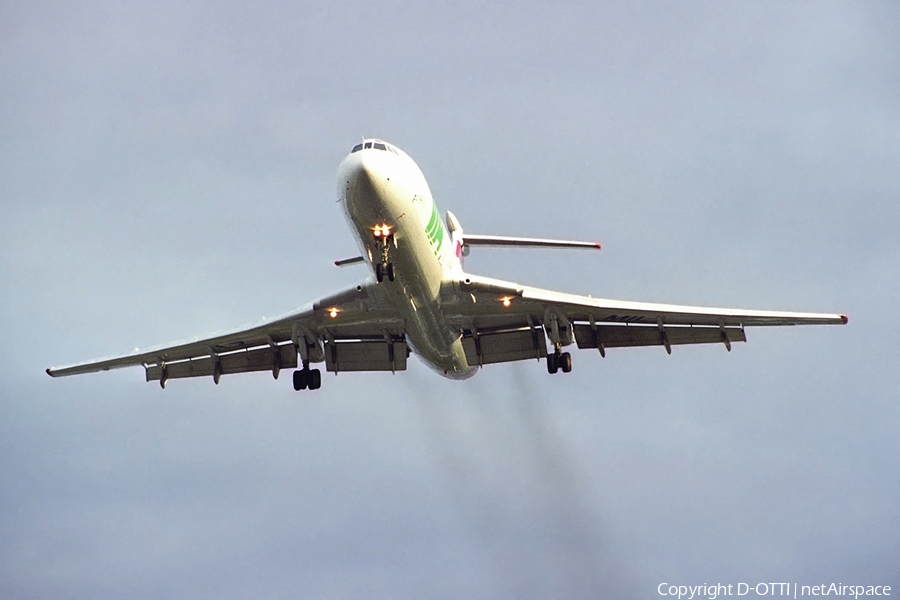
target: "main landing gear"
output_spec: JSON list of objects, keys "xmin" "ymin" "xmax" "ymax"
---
[
  {"xmin": 293, "ymin": 361, "xmax": 322, "ymax": 391},
  {"xmin": 546, "ymin": 349, "xmax": 573, "ymax": 375},
  {"xmin": 374, "ymin": 226, "xmax": 395, "ymax": 283}
]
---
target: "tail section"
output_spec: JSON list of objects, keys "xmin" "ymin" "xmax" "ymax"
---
[{"xmin": 445, "ymin": 210, "xmax": 466, "ymax": 270}]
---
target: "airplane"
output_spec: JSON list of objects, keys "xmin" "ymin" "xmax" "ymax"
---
[{"xmin": 46, "ymin": 139, "xmax": 848, "ymax": 391}]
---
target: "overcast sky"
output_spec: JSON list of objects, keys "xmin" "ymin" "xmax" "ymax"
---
[{"xmin": 2, "ymin": 1, "xmax": 898, "ymax": 598}]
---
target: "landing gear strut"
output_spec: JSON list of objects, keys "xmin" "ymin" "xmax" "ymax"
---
[
  {"xmin": 546, "ymin": 348, "xmax": 572, "ymax": 375},
  {"xmin": 374, "ymin": 228, "xmax": 395, "ymax": 283},
  {"xmin": 293, "ymin": 361, "xmax": 322, "ymax": 391}
]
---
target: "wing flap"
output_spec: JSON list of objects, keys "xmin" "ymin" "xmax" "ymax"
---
[
  {"xmin": 324, "ymin": 339, "xmax": 408, "ymax": 373},
  {"xmin": 574, "ymin": 324, "xmax": 746, "ymax": 350},
  {"xmin": 461, "ymin": 326, "xmax": 547, "ymax": 366},
  {"xmin": 146, "ymin": 343, "xmax": 298, "ymax": 383}
]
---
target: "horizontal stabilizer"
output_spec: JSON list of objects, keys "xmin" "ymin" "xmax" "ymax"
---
[
  {"xmin": 334, "ymin": 256, "xmax": 365, "ymax": 267},
  {"xmin": 461, "ymin": 234, "xmax": 601, "ymax": 250}
]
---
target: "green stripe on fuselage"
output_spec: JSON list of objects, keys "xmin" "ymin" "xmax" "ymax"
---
[
  {"xmin": 425, "ymin": 203, "xmax": 444, "ymax": 255},
  {"xmin": 426, "ymin": 204, "xmax": 439, "ymax": 236}
]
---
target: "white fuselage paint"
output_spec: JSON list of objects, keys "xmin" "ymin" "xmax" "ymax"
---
[{"xmin": 336, "ymin": 141, "xmax": 477, "ymax": 379}]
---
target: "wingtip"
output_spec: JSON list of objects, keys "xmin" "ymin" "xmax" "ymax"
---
[
  {"xmin": 45, "ymin": 368, "xmax": 54, "ymax": 377},
  {"xmin": 840, "ymin": 314, "xmax": 849, "ymax": 324},
  {"xmin": 595, "ymin": 242, "xmax": 602, "ymax": 250}
]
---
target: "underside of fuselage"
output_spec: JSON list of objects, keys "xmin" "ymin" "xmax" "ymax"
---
[{"xmin": 337, "ymin": 141, "xmax": 477, "ymax": 379}]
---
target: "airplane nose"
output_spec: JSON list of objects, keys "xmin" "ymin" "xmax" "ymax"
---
[
  {"xmin": 343, "ymin": 152, "xmax": 390, "ymax": 203},
  {"xmin": 349, "ymin": 155, "xmax": 377, "ymax": 192},
  {"xmin": 337, "ymin": 145, "xmax": 397, "ymax": 206}
]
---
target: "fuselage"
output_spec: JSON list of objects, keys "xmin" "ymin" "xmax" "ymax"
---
[{"xmin": 336, "ymin": 140, "xmax": 476, "ymax": 379}]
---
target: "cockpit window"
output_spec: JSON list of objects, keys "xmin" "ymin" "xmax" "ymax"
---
[{"xmin": 351, "ymin": 140, "xmax": 396, "ymax": 154}]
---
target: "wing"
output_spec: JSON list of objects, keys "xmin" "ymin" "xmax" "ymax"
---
[
  {"xmin": 46, "ymin": 282, "xmax": 409, "ymax": 386},
  {"xmin": 441, "ymin": 274, "xmax": 846, "ymax": 364}
]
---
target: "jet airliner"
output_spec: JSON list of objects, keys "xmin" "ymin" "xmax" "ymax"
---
[{"xmin": 47, "ymin": 139, "xmax": 847, "ymax": 390}]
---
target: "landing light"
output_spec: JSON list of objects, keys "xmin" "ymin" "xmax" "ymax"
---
[
  {"xmin": 329, "ymin": 308, "xmax": 338, "ymax": 318},
  {"xmin": 372, "ymin": 224, "xmax": 392, "ymax": 237},
  {"xmin": 501, "ymin": 297, "xmax": 512, "ymax": 307}
]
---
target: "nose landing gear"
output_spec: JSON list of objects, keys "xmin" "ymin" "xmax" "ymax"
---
[
  {"xmin": 373, "ymin": 226, "xmax": 395, "ymax": 283},
  {"xmin": 375, "ymin": 261, "xmax": 395, "ymax": 283}
]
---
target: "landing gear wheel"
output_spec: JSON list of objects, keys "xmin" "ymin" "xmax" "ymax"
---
[
  {"xmin": 560, "ymin": 352, "xmax": 573, "ymax": 373},
  {"xmin": 308, "ymin": 369, "xmax": 322, "ymax": 390},
  {"xmin": 386, "ymin": 262, "xmax": 395, "ymax": 282},
  {"xmin": 375, "ymin": 263, "xmax": 384, "ymax": 283},
  {"xmin": 547, "ymin": 352, "xmax": 559, "ymax": 374},
  {"xmin": 293, "ymin": 369, "xmax": 307, "ymax": 391}
]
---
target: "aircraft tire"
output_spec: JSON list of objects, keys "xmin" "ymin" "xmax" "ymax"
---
[
  {"xmin": 309, "ymin": 369, "xmax": 322, "ymax": 390},
  {"xmin": 547, "ymin": 353, "xmax": 558, "ymax": 374},
  {"xmin": 561, "ymin": 352, "xmax": 573, "ymax": 373},
  {"xmin": 387, "ymin": 262, "xmax": 395, "ymax": 282},
  {"xmin": 375, "ymin": 263, "xmax": 383, "ymax": 283},
  {"xmin": 293, "ymin": 369, "xmax": 307, "ymax": 391}
]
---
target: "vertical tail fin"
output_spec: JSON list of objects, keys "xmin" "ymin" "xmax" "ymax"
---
[{"xmin": 445, "ymin": 210, "xmax": 465, "ymax": 270}]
